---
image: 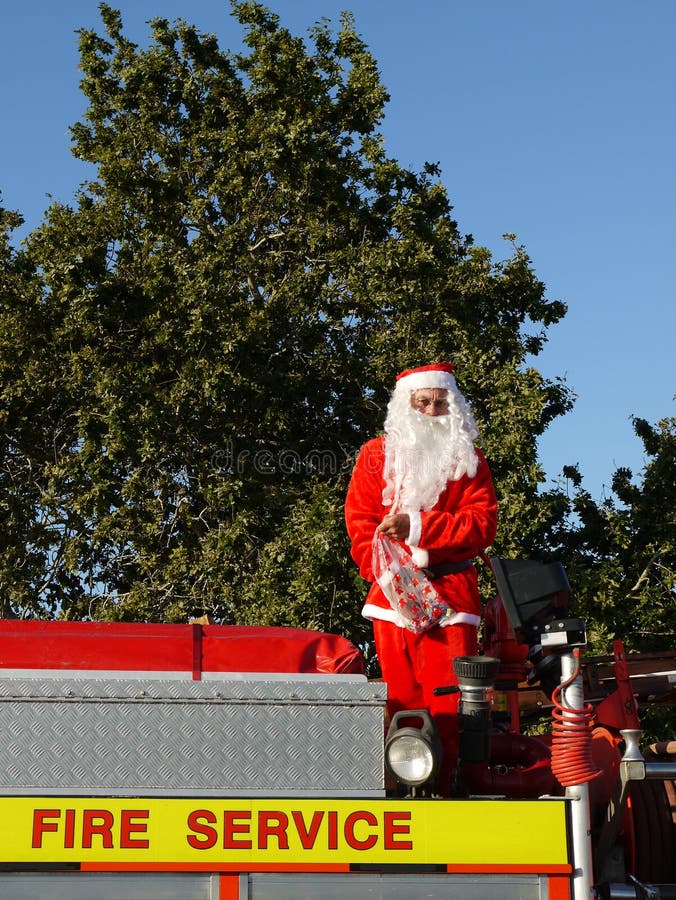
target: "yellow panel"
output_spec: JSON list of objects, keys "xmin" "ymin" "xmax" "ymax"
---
[{"xmin": 0, "ymin": 797, "xmax": 569, "ymax": 868}]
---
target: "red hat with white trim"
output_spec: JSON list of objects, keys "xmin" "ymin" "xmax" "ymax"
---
[{"xmin": 395, "ymin": 363, "xmax": 456, "ymax": 393}]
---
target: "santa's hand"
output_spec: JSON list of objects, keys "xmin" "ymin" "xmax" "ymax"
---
[{"xmin": 377, "ymin": 514, "xmax": 411, "ymax": 541}]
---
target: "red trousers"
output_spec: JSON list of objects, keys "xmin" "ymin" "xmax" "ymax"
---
[{"xmin": 373, "ymin": 618, "xmax": 478, "ymax": 792}]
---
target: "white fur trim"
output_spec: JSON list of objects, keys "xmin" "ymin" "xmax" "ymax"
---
[
  {"xmin": 361, "ymin": 603, "xmax": 480, "ymax": 630},
  {"xmin": 439, "ymin": 611, "xmax": 481, "ymax": 628},
  {"xmin": 410, "ymin": 546, "xmax": 429, "ymax": 568},
  {"xmin": 396, "ymin": 370, "xmax": 457, "ymax": 393},
  {"xmin": 405, "ymin": 510, "xmax": 422, "ymax": 548},
  {"xmin": 361, "ymin": 602, "xmax": 410, "ymax": 628}
]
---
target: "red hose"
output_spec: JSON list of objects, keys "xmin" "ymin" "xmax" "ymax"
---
[{"xmin": 550, "ymin": 649, "xmax": 602, "ymax": 787}]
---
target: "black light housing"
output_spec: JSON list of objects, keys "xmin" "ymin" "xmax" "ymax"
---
[
  {"xmin": 488, "ymin": 556, "xmax": 570, "ymax": 642},
  {"xmin": 384, "ymin": 709, "xmax": 442, "ymax": 793}
]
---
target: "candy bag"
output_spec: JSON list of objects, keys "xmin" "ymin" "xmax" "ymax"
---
[{"xmin": 371, "ymin": 531, "xmax": 450, "ymax": 633}]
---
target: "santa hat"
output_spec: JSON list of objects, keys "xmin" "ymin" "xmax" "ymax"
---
[{"xmin": 395, "ymin": 362, "xmax": 456, "ymax": 393}]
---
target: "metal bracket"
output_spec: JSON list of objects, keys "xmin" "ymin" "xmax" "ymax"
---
[
  {"xmin": 595, "ymin": 730, "xmax": 645, "ymax": 883},
  {"xmin": 628, "ymin": 873, "xmax": 661, "ymax": 899}
]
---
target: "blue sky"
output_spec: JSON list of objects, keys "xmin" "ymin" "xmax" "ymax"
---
[{"xmin": 2, "ymin": 1, "xmax": 674, "ymax": 499}]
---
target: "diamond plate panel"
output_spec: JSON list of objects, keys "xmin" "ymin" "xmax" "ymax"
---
[{"xmin": 0, "ymin": 677, "xmax": 386, "ymax": 797}]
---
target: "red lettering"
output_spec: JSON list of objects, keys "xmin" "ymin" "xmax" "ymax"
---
[
  {"xmin": 344, "ymin": 811, "xmax": 378, "ymax": 850},
  {"xmin": 224, "ymin": 811, "xmax": 252, "ymax": 849},
  {"xmin": 291, "ymin": 810, "xmax": 324, "ymax": 849},
  {"xmin": 120, "ymin": 810, "xmax": 149, "ymax": 849},
  {"xmin": 187, "ymin": 810, "xmax": 217, "ymax": 850},
  {"xmin": 82, "ymin": 810, "xmax": 114, "ymax": 849},
  {"xmin": 258, "ymin": 811, "xmax": 289, "ymax": 850},
  {"xmin": 63, "ymin": 809, "xmax": 76, "ymax": 849},
  {"xmin": 327, "ymin": 810, "xmax": 338, "ymax": 850},
  {"xmin": 31, "ymin": 810, "xmax": 60, "ymax": 849},
  {"xmin": 384, "ymin": 811, "xmax": 412, "ymax": 850},
  {"xmin": 33, "ymin": 807, "xmax": 155, "ymax": 851}
]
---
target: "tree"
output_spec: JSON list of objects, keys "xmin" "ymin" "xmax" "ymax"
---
[
  {"xmin": 0, "ymin": 207, "xmax": 72, "ymax": 616},
  {"xmin": 0, "ymin": 2, "xmax": 570, "ymax": 652},
  {"xmin": 552, "ymin": 416, "xmax": 675, "ymax": 655}
]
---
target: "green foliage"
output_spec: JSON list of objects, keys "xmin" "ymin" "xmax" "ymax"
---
[{"xmin": 553, "ymin": 417, "xmax": 675, "ymax": 656}]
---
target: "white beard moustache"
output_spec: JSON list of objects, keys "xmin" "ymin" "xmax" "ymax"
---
[{"xmin": 383, "ymin": 394, "xmax": 479, "ymax": 512}]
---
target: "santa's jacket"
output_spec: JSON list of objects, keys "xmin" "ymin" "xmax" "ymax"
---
[{"xmin": 345, "ymin": 437, "xmax": 498, "ymax": 628}]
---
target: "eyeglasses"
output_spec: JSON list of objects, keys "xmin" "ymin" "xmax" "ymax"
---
[{"xmin": 411, "ymin": 395, "xmax": 450, "ymax": 412}]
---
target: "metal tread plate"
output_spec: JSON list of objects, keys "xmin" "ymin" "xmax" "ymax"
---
[{"xmin": 0, "ymin": 677, "xmax": 386, "ymax": 797}]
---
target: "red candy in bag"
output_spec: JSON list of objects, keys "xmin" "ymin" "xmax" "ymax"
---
[{"xmin": 371, "ymin": 532, "xmax": 450, "ymax": 633}]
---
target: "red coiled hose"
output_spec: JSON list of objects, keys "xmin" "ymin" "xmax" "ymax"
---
[{"xmin": 550, "ymin": 649, "xmax": 602, "ymax": 787}]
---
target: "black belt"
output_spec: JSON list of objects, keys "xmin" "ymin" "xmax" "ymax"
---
[{"xmin": 422, "ymin": 559, "xmax": 473, "ymax": 580}]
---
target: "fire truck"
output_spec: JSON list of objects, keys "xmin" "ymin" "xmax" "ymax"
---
[{"xmin": 0, "ymin": 557, "xmax": 674, "ymax": 899}]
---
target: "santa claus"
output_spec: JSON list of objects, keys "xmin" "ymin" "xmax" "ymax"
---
[{"xmin": 344, "ymin": 363, "xmax": 498, "ymax": 790}]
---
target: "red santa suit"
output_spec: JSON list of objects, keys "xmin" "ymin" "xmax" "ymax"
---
[{"xmin": 344, "ymin": 368, "xmax": 498, "ymax": 789}]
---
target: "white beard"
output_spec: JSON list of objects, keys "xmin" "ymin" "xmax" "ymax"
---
[{"xmin": 382, "ymin": 389, "xmax": 479, "ymax": 512}]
